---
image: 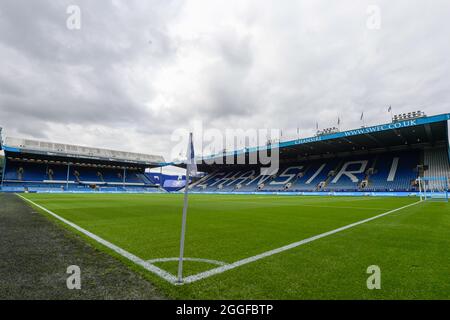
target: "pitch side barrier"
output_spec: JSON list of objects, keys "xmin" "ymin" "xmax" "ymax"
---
[
  {"xmin": 0, "ymin": 188, "xmax": 166, "ymax": 194},
  {"xmin": 2, "ymin": 189, "xmax": 447, "ymax": 198},
  {"xmin": 183, "ymin": 191, "xmax": 427, "ymax": 197}
]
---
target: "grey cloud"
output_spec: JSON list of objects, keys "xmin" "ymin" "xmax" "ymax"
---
[
  {"xmin": 1, "ymin": 0, "xmax": 450, "ymax": 159},
  {"xmin": 0, "ymin": 0, "xmax": 181, "ymax": 139}
]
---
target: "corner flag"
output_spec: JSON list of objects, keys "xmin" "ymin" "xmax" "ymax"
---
[
  {"xmin": 177, "ymin": 132, "xmax": 196, "ymax": 283},
  {"xmin": 186, "ymin": 132, "xmax": 197, "ymax": 176}
]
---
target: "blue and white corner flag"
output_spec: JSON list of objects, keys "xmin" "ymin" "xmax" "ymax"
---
[
  {"xmin": 186, "ymin": 132, "xmax": 197, "ymax": 177},
  {"xmin": 177, "ymin": 132, "xmax": 196, "ymax": 283}
]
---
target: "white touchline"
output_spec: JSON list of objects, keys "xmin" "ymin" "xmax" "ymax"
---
[
  {"xmin": 16, "ymin": 194, "xmax": 179, "ymax": 284},
  {"xmin": 181, "ymin": 200, "xmax": 422, "ymax": 284},
  {"xmin": 18, "ymin": 194, "xmax": 422, "ymax": 286}
]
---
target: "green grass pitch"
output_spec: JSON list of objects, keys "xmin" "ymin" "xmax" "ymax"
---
[{"xmin": 21, "ymin": 193, "xmax": 450, "ymax": 299}]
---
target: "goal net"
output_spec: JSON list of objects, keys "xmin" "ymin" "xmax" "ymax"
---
[{"xmin": 418, "ymin": 176, "xmax": 449, "ymax": 202}]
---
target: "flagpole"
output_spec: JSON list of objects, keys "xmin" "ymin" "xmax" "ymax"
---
[{"xmin": 177, "ymin": 133, "xmax": 192, "ymax": 283}]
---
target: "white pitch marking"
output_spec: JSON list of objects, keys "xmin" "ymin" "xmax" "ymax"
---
[
  {"xmin": 182, "ymin": 200, "xmax": 422, "ymax": 284},
  {"xmin": 16, "ymin": 194, "xmax": 179, "ymax": 284},
  {"xmin": 147, "ymin": 257, "xmax": 227, "ymax": 266}
]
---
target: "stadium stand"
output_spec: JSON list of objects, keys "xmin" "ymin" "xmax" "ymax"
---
[
  {"xmin": 0, "ymin": 137, "xmax": 166, "ymax": 193},
  {"xmin": 1, "ymin": 112, "xmax": 449, "ymax": 195},
  {"xmin": 186, "ymin": 112, "xmax": 450, "ymax": 194},
  {"xmin": 188, "ymin": 150, "xmax": 422, "ymax": 193}
]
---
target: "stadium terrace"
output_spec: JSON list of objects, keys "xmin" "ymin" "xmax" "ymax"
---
[
  {"xmin": 0, "ymin": 112, "xmax": 449, "ymax": 198},
  {"xmin": 0, "ymin": 137, "xmax": 183, "ymax": 193},
  {"xmin": 175, "ymin": 112, "xmax": 450, "ymax": 198}
]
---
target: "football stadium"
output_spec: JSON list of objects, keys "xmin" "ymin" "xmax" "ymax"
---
[
  {"xmin": 3, "ymin": 1, "xmax": 450, "ymax": 311},
  {"xmin": 1, "ymin": 111, "xmax": 449, "ymax": 300}
]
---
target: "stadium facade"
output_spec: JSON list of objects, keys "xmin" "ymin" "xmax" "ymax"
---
[{"xmin": 1, "ymin": 112, "xmax": 449, "ymax": 196}]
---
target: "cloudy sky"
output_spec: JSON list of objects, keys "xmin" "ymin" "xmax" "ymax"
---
[{"xmin": 1, "ymin": 0, "xmax": 449, "ymax": 164}]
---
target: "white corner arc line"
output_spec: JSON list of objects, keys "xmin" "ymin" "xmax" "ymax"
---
[
  {"xmin": 147, "ymin": 257, "xmax": 227, "ymax": 266},
  {"xmin": 182, "ymin": 200, "xmax": 423, "ymax": 284},
  {"xmin": 16, "ymin": 194, "xmax": 178, "ymax": 284}
]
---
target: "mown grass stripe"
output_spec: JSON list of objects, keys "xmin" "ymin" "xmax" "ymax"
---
[
  {"xmin": 17, "ymin": 194, "xmax": 178, "ymax": 284},
  {"xmin": 182, "ymin": 200, "xmax": 422, "ymax": 284}
]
